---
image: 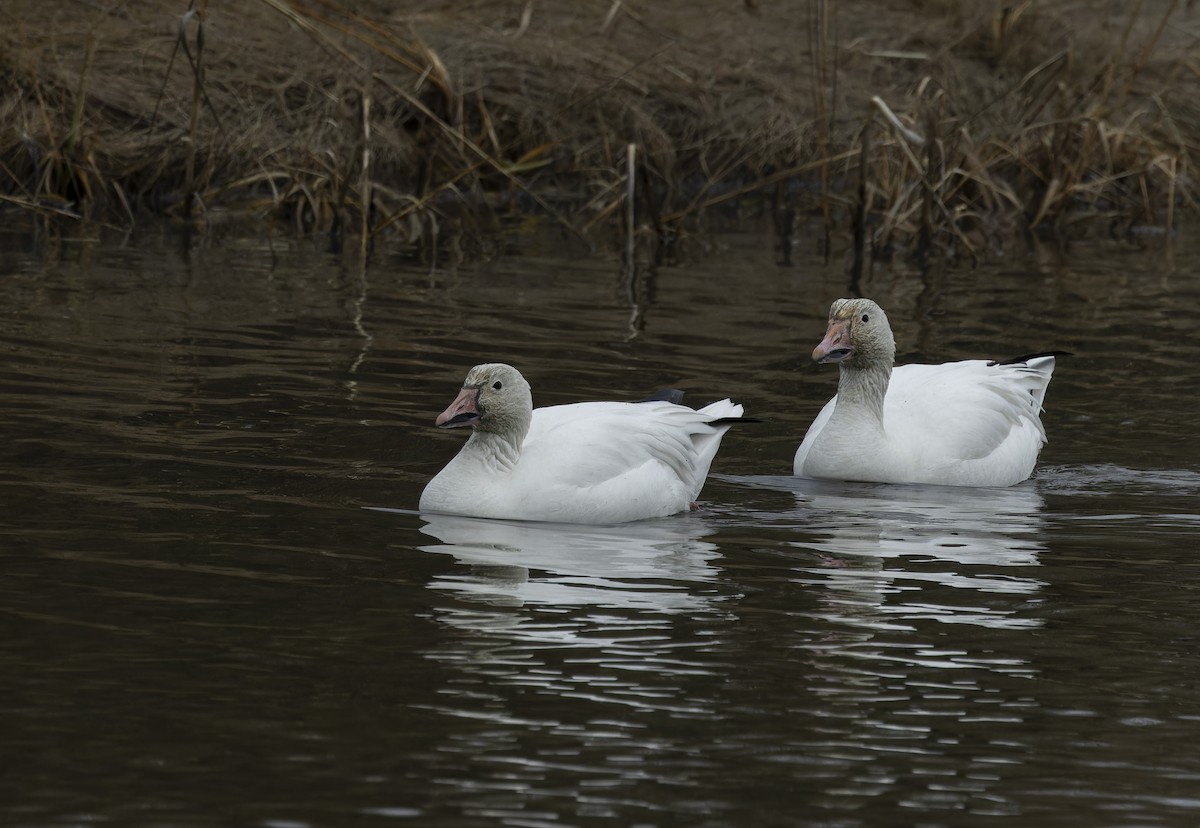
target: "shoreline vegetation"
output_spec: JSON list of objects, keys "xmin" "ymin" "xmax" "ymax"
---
[{"xmin": 2, "ymin": 0, "xmax": 1197, "ymax": 266}]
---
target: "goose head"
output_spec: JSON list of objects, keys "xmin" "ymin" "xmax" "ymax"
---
[
  {"xmin": 435, "ymin": 363, "xmax": 534, "ymax": 436},
  {"xmin": 812, "ymin": 298, "xmax": 896, "ymax": 369}
]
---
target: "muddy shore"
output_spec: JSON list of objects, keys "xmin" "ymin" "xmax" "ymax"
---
[{"xmin": 2, "ymin": 1, "xmax": 1197, "ymax": 260}]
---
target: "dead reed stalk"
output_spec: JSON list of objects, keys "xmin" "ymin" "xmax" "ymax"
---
[{"xmin": 0, "ymin": 0, "xmax": 1195, "ymax": 261}]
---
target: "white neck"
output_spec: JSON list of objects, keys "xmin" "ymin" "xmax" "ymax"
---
[
  {"xmin": 834, "ymin": 361, "xmax": 891, "ymax": 429},
  {"xmin": 461, "ymin": 427, "xmax": 524, "ymax": 473}
]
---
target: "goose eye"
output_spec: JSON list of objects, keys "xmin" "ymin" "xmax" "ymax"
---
[
  {"xmin": 861, "ymin": 314, "xmax": 870, "ymax": 323},
  {"xmin": 492, "ymin": 381, "xmax": 503, "ymax": 390}
]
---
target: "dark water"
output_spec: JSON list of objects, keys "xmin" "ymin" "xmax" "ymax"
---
[{"xmin": 2, "ymin": 228, "xmax": 1199, "ymax": 827}]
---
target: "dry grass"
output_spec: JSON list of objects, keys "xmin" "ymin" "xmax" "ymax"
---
[
  {"xmin": 1, "ymin": 0, "xmax": 1198, "ymax": 262},
  {"xmin": 838, "ymin": 0, "xmax": 1200, "ymax": 269}
]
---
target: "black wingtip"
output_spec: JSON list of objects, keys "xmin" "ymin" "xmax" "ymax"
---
[
  {"xmin": 710, "ymin": 416, "xmax": 763, "ymax": 426},
  {"xmin": 989, "ymin": 350, "xmax": 1073, "ymax": 367}
]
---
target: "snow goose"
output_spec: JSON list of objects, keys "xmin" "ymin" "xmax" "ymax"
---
[
  {"xmin": 793, "ymin": 298, "xmax": 1061, "ymax": 487},
  {"xmin": 420, "ymin": 363, "xmax": 747, "ymax": 523}
]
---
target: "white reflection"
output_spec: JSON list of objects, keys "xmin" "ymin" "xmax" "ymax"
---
[
  {"xmin": 751, "ymin": 476, "xmax": 1048, "ymax": 634},
  {"xmin": 414, "ymin": 513, "xmax": 731, "ymax": 716},
  {"xmin": 417, "ymin": 512, "xmax": 726, "ymax": 614},
  {"xmin": 792, "ymin": 477, "xmax": 1045, "ymax": 566}
]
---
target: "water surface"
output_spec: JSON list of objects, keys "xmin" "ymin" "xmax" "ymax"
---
[{"xmin": 1, "ymin": 228, "xmax": 1198, "ymax": 826}]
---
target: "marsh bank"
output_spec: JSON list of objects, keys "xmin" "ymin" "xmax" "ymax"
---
[{"xmin": 3, "ymin": 0, "xmax": 1198, "ymax": 261}]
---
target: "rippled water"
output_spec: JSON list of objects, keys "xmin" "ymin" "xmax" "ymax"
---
[{"xmin": 2, "ymin": 228, "xmax": 1199, "ymax": 826}]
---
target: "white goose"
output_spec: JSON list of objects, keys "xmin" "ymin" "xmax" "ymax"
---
[
  {"xmin": 793, "ymin": 298, "xmax": 1061, "ymax": 487},
  {"xmin": 420, "ymin": 363, "xmax": 747, "ymax": 523}
]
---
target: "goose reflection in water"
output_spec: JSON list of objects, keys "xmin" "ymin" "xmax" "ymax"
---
[
  {"xmin": 417, "ymin": 513, "xmax": 731, "ymax": 615},
  {"xmin": 415, "ymin": 514, "xmax": 736, "ymax": 724},
  {"xmin": 731, "ymin": 475, "xmax": 1049, "ymax": 637},
  {"xmin": 794, "ymin": 478, "xmax": 1047, "ymax": 634}
]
